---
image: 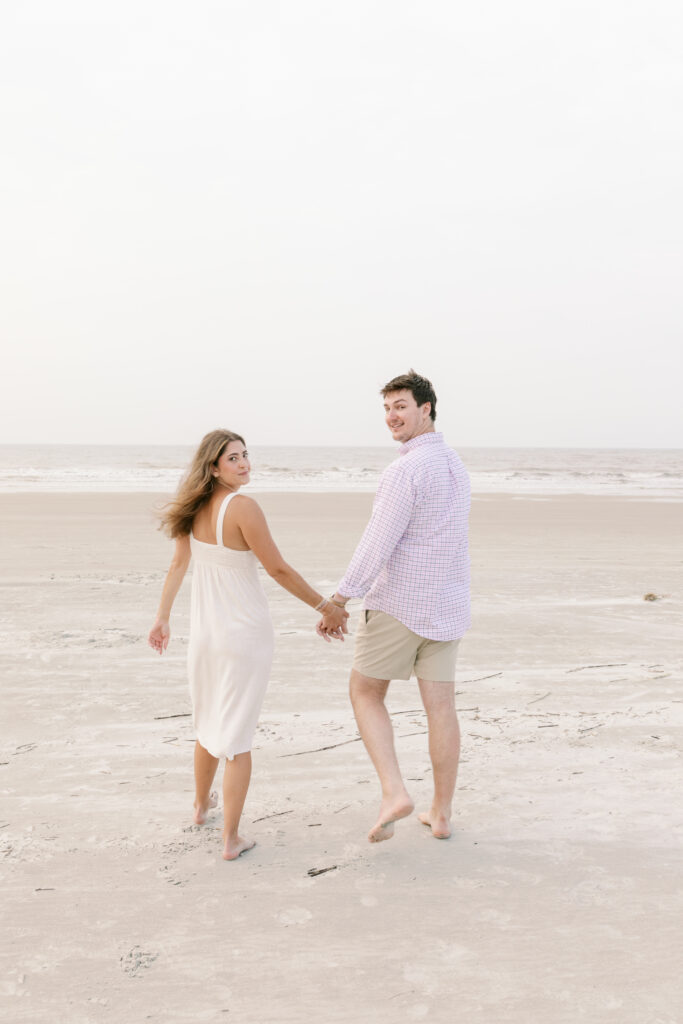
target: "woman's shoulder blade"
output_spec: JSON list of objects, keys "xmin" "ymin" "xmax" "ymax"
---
[
  {"xmin": 231, "ymin": 493, "xmax": 259, "ymax": 510},
  {"xmin": 228, "ymin": 493, "xmax": 265, "ymax": 522}
]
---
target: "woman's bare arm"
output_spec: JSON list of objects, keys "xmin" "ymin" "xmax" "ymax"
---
[
  {"xmin": 235, "ymin": 498, "xmax": 348, "ymax": 635},
  {"xmin": 148, "ymin": 533, "xmax": 192, "ymax": 654}
]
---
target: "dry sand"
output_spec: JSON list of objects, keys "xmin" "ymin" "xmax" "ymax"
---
[{"xmin": 1, "ymin": 492, "xmax": 681, "ymax": 1023}]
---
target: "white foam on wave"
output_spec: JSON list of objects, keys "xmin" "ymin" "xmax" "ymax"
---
[{"xmin": 1, "ymin": 445, "xmax": 682, "ymax": 497}]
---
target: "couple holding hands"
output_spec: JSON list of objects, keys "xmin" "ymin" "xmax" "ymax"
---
[{"xmin": 148, "ymin": 370, "xmax": 470, "ymax": 860}]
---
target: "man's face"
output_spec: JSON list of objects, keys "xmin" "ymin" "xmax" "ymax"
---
[{"xmin": 383, "ymin": 389, "xmax": 432, "ymax": 443}]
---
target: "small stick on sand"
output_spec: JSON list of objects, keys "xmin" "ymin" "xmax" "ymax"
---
[
  {"xmin": 461, "ymin": 672, "xmax": 503, "ymax": 683},
  {"xmin": 252, "ymin": 810, "xmax": 294, "ymax": 823},
  {"xmin": 566, "ymin": 664, "xmax": 627, "ymax": 673},
  {"xmin": 279, "ymin": 736, "xmax": 363, "ymax": 757}
]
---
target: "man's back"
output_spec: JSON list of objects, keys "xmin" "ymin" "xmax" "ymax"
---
[{"xmin": 339, "ymin": 431, "xmax": 470, "ymax": 641}]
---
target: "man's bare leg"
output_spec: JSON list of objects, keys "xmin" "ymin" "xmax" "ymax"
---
[
  {"xmin": 349, "ymin": 669, "xmax": 414, "ymax": 842},
  {"xmin": 193, "ymin": 740, "xmax": 219, "ymax": 824},
  {"xmin": 417, "ymin": 679, "xmax": 460, "ymax": 839},
  {"xmin": 222, "ymin": 751, "xmax": 255, "ymax": 860}
]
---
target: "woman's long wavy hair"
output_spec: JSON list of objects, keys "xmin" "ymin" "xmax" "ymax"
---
[{"xmin": 159, "ymin": 429, "xmax": 246, "ymax": 538}]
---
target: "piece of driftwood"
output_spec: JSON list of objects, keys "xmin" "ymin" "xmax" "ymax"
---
[{"xmin": 307, "ymin": 865, "xmax": 337, "ymax": 877}]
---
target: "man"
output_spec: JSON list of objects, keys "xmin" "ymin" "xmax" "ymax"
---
[{"xmin": 321, "ymin": 370, "xmax": 471, "ymax": 843}]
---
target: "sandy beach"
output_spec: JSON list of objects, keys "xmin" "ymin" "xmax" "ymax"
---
[{"xmin": 1, "ymin": 491, "xmax": 681, "ymax": 1023}]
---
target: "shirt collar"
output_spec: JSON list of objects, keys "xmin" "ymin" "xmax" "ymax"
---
[{"xmin": 399, "ymin": 431, "xmax": 443, "ymax": 455}]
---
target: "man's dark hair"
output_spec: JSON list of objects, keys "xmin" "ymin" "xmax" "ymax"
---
[{"xmin": 380, "ymin": 369, "xmax": 437, "ymax": 421}]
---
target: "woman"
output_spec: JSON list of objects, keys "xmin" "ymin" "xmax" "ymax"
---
[{"xmin": 148, "ymin": 429, "xmax": 348, "ymax": 860}]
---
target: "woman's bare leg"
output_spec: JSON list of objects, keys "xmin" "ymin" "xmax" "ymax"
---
[
  {"xmin": 222, "ymin": 751, "xmax": 255, "ymax": 860},
  {"xmin": 193, "ymin": 740, "xmax": 219, "ymax": 824}
]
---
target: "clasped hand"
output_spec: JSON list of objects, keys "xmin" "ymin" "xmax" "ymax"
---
[{"xmin": 316, "ymin": 603, "xmax": 349, "ymax": 643}]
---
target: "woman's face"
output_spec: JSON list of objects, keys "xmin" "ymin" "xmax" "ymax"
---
[{"xmin": 212, "ymin": 440, "xmax": 250, "ymax": 490}]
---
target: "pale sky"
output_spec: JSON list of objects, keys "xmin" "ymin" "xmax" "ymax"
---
[{"xmin": 2, "ymin": 1, "xmax": 682, "ymax": 448}]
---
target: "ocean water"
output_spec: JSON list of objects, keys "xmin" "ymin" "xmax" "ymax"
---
[{"xmin": 1, "ymin": 445, "xmax": 682, "ymax": 498}]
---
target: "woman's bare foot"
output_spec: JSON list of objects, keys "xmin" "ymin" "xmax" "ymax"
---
[
  {"xmin": 368, "ymin": 794, "xmax": 415, "ymax": 843},
  {"xmin": 222, "ymin": 835, "xmax": 256, "ymax": 861},
  {"xmin": 193, "ymin": 790, "xmax": 218, "ymax": 825},
  {"xmin": 418, "ymin": 810, "xmax": 451, "ymax": 839}
]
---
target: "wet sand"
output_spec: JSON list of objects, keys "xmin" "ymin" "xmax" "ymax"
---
[{"xmin": 1, "ymin": 492, "xmax": 681, "ymax": 1022}]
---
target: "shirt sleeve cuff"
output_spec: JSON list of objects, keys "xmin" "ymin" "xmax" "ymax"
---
[{"xmin": 336, "ymin": 577, "xmax": 366, "ymax": 599}]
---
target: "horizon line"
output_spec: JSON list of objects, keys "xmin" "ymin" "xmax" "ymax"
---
[{"xmin": 1, "ymin": 442, "xmax": 683, "ymax": 452}]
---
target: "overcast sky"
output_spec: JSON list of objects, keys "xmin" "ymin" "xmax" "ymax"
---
[{"xmin": 2, "ymin": 1, "xmax": 682, "ymax": 448}]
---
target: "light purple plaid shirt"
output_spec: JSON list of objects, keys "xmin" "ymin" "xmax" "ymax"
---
[{"xmin": 338, "ymin": 432, "xmax": 471, "ymax": 641}]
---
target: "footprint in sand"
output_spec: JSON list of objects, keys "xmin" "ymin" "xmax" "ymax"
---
[
  {"xmin": 120, "ymin": 945, "xmax": 158, "ymax": 976},
  {"xmin": 277, "ymin": 907, "xmax": 312, "ymax": 926}
]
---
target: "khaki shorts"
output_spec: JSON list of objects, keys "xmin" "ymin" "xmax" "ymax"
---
[{"xmin": 352, "ymin": 609, "xmax": 460, "ymax": 682}]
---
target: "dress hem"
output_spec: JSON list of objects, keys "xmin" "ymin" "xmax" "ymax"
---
[{"xmin": 195, "ymin": 733, "xmax": 253, "ymax": 761}]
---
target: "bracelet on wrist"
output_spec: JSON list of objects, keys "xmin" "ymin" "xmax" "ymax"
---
[
  {"xmin": 314, "ymin": 597, "xmax": 329, "ymax": 612},
  {"xmin": 328, "ymin": 595, "xmax": 347, "ymax": 608}
]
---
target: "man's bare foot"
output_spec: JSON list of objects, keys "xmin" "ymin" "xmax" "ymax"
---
[
  {"xmin": 222, "ymin": 836, "xmax": 256, "ymax": 861},
  {"xmin": 368, "ymin": 795, "xmax": 415, "ymax": 843},
  {"xmin": 418, "ymin": 810, "xmax": 451, "ymax": 839},
  {"xmin": 193, "ymin": 790, "xmax": 218, "ymax": 825}
]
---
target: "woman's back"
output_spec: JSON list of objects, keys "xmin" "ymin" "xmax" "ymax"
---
[
  {"xmin": 188, "ymin": 491, "xmax": 274, "ymax": 761},
  {"xmin": 191, "ymin": 490, "xmax": 250, "ymax": 551}
]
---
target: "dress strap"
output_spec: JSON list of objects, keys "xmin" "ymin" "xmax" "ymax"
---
[{"xmin": 215, "ymin": 493, "xmax": 237, "ymax": 546}]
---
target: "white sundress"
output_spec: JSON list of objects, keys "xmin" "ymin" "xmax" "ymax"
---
[{"xmin": 188, "ymin": 493, "xmax": 274, "ymax": 759}]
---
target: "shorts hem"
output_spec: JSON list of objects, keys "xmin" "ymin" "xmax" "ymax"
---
[{"xmin": 351, "ymin": 656, "xmax": 411, "ymax": 681}]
